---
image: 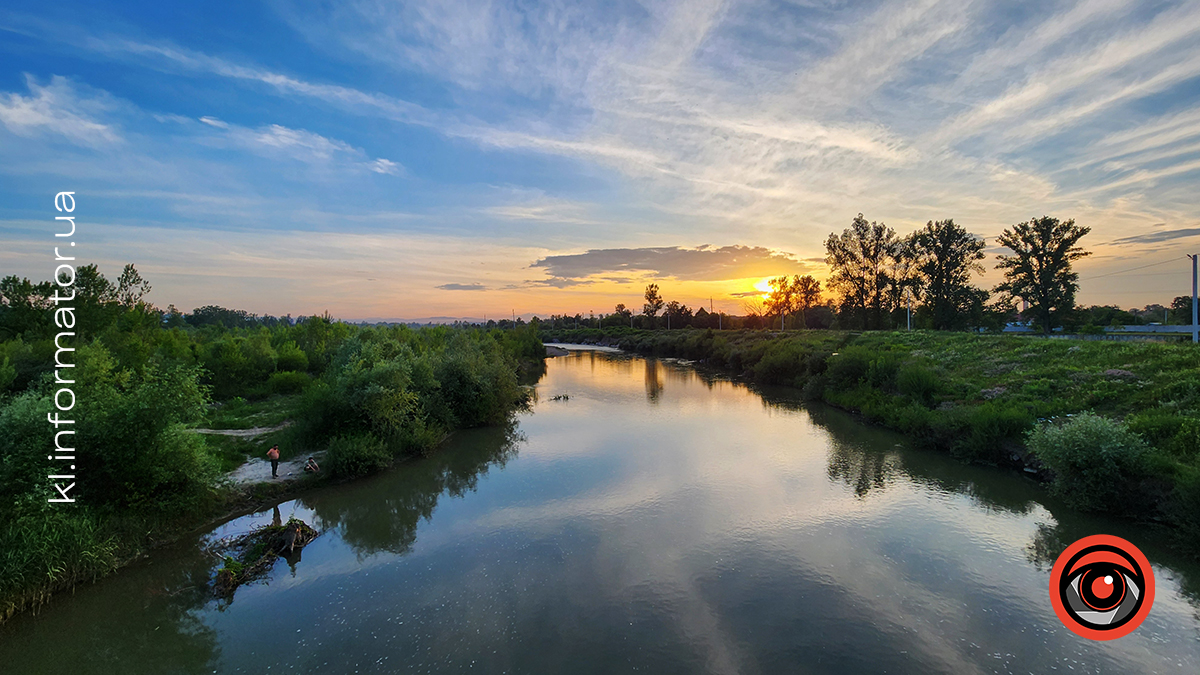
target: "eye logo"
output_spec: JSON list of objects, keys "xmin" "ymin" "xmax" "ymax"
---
[{"xmin": 1049, "ymin": 534, "xmax": 1155, "ymax": 640}]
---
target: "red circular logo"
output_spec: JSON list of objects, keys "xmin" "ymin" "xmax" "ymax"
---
[{"xmin": 1049, "ymin": 534, "xmax": 1155, "ymax": 640}]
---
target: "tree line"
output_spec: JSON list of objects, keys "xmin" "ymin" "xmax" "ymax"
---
[{"xmin": 591, "ymin": 214, "xmax": 1177, "ymax": 336}]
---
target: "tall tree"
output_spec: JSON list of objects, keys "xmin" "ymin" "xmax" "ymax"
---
[
  {"xmin": 764, "ymin": 276, "xmax": 795, "ymax": 329},
  {"xmin": 824, "ymin": 214, "xmax": 901, "ymax": 329},
  {"xmin": 909, "ymin": 219, "xmax": 987, "ymax": 330},
  {"xmin": 643, "ymin": 283, "xmax": 664, "ymax": 326},
  {"xmin": 116, "ymin": 263, "xmax": 152, "ymax": 309},
  {"xmin": 994, "ymin": 216, "xmax": 1091, "ymax": 335},
  {"xmin": 793, "ymin": 275, "xmax": 822, "ymax": 329}
]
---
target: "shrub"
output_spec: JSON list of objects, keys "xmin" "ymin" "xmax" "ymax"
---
[
  {"xmin": 1165, "ymin": 468, "xmax": 1200, "ymax": 552},
  {"xmin": 267, "ymin": 370, "xmax": 311, "ymax": 395},
  {"xmin": 1027, "ymin": 413, "xmax": 1149, "ymax": 512},
  {"xmin": 897, "ymin": 363, "xmax": 939, "ymax": 404},
  {"xmin": 326, "ymin": 432, "xmax": 393, "ymax": 478},
  {"xmin": 275, "ymin": 341, "xmax": 309, "ymax": 372},
  {"xmin": 752, "ymin": 342, "xmax": 807, "ymax": 385},
  {"xmin": 867, "ymin": 352, "xmax": 903, "ymax": 390},
  {"xmin": 957, "ymin": 403, "xmax": 1033, "ymax": 462},
  {"xmin": 825, "ymin": 347, "xmax": 872, "ymax": 391},
  {"xmin": 1127, "ymin": 411, "xmax": 1200, "ymax": 461}
]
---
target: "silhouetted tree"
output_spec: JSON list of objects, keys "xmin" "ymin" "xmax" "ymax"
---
[
  {"xmin": 994, "ymin": 216, "xmax": 1091, "ymax": 335},
  {"xmin": 116, "ymin": 264, "xmax": 152, "ymax": 309},
  {"xmin": 1170, "ymin": 296, "xmax": 1194, "ymax": 325},
  {"xmin": 794, "ymin": 275, "xmax": 822, "ymax": 329},
  {"xmin": 765, "ymin": 276, "xmax": 795, "ymax": 329},
  {"xmin": 643, "ymin": 283, "xmax": 664, "ymax": 325},
  {"xmin": 909, "ymin": 219, "xmax": 987, "ymax": 330},
  {"xmin": 825, "ymin": 214, "xmax": 901, "ymax": 329}
]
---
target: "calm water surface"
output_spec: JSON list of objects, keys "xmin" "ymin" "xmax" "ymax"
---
[{"xmin": 4, "ymin": 348, "xmax": 1200, "ymax": 674}]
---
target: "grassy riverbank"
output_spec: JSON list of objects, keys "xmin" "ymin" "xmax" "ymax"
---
[
  {"xmin": 544, "ymin": 327, "xmax": 1200, "ymax": 551},
  {"xmin": 0, "ymin": 318, "xmax": 545, "ymax": 622}
]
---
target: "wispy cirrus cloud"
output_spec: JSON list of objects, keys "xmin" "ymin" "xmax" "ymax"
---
[
  {"xmin": 0, "ymin": 74, "xmax": 120, "ymax": 145},
  {"xmin": 4, "ymin": 0, "xmax": 1200, "ymax": 314},
  {"xmin": 210, "ymin": 120, "xmax": 403, "ymax": 174}
]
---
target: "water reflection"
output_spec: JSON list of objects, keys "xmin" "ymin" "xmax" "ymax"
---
[
  {"xmin": 644, "ymin": 358, "xmax": 663, "ymax": 402},
  {"xmin": 3, "ymin": 350, "xmax": 1199, "ymax": 675},
  {"xmin": 303, "ymin": 422, "xmax": 523, "ymax": 557}
]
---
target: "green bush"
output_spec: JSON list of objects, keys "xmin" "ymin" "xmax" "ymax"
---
[
  {"xmin": 956, "ymin": 403, "xmax": 1032, "ymax": 461},
  {"xmin": 1028, "ymin": 413, "xmax": 1149, "ymax": 512},
  {"xmin": 825, "ymin": 347, "xmax": 872, "ymax": 390},
  {"xmin": 275, "ymin": 341, "xmax": 309, "ymax": 372},
  {"xmin": 1165, "ymin": 468, "xmax": 1200, "ymax": 552},
  {"xmin": 897, "ymin": 362, "xmax": 939, "ymax": 404},
  {"xmin": 867, "ymin": 352, "xmax": 903, "ymax": 390},
  {"xmin": 1127, "ymin": 411, "xmax": 1200, "ymax": 460},
  {"xmin": 752, "ymin": 341, "xmax": 808, "ymax": 385},
  {"xmin": 326, "ymin": 432, "xmax": 393, "ymax": 477},
  {"xmin": 267, "ymin": 370, "xmax": 311, "ymax": 395}
]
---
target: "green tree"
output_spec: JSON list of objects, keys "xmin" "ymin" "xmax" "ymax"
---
[
  {"xmin": 825, "ymin": 214, "xmax": 901, "ymax": 330},
  {"xmin": 794, "ymin": 275, "xmax": 822, "ymax": 329},
  {"xmin": 0, "ymin": 276, "xmax": 53, "ymax": 339},
  {"xmin": 115, "ymin": 264, "xmax": 152, "ymax": 309},
  {"xmin": 1170, "ymin": 295, "xmax": 1193, "ymax": 325},
  {"xmin": 909, "ymin": 219, "xmax": 987, "ymax": 330},
  {"xmin": 764, "ymin": 276, "xmax": 794, "ymax": 329},
  {"xmin": 994, "ymin": 216, "xmax": 1091, "ymax": 335},
  {"xmin": 643, "ymin": 284, "xmax": 664, "ymax": 324}
]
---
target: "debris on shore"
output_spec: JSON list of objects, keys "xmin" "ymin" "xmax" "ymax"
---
[{"xmin": 210, "ymin": 518, "xmax": 319, "ymax": 597}]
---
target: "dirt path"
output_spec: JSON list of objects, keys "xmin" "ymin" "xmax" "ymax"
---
[{"xmin": 190, "ymin": 421, "xmax": 292, "ymax": 438}]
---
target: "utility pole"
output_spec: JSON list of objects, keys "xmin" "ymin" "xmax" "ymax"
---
[{"xmin": 1190, "ymin": 254, "xmax": 1198, "ymax": 343}]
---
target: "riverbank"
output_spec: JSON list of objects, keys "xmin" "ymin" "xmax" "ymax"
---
[
  {"xmin": 542, "ymin": 327, "xmax": 1200, "ymax": 552},
  {"xmin": 0, "ymin": 324, "xmax": 548, "ymax": 623}
]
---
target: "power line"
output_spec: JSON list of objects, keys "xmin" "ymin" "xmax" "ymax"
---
[{"xmin": 1081, "ymin": 256, "xmax": 1184, "ymax": 281}]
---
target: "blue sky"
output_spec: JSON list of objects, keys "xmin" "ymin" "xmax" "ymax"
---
[{"xmin": 3, "ymin": 0, "xmax": 1200, "ymax": 319}]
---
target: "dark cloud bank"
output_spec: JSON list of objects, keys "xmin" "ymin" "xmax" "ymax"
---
[{"xmin": 531, "ymin": 245, "xmax": 810, "ymax": 281}]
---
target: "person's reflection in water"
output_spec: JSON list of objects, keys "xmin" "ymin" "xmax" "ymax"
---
[
  {"xmin": 283, "ymin": 547, "xmax": 302, "ymax": 577},
  {"xmin": 271, "ymin": 504, "xmax": 281, "ymax": 528}
]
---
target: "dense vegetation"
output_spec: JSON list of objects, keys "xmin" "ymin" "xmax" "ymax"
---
[
  {"xmin": 542, "ymin": 326, "xmax": 1200, "ymax": 551},
  {"xmin": 0, "ymin": 265, "xmax": 544, "ymax": 621}
]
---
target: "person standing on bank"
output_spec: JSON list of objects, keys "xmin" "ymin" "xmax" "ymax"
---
[{"xmin": 267, "ymin": 444, "xmax": 280, "ymax": 478}]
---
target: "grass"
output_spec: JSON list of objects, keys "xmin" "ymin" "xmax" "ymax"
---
[{"xmin": 202, "ymin": 394, "xmax": 302, "ymax": 430}]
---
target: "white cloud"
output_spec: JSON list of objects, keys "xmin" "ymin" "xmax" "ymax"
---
[
  {"xmin": 370, "ymin": 158, "xmax": 403, "ymax": 175},
  {"xmin": 213, "ymin": 122, "xmax": 401, "ymax": 176},
  {"xmin": 0, "ymin": 75, "xmax": 119, "ymax": 145},
  {"xmin": 7, "ymin": 1, "xmax": 1200, "ymax": 307}
]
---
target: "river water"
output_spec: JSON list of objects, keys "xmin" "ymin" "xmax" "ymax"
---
[{"xmin": 3, "ymin": 348, "xmax": 1200, "ymax": 674}]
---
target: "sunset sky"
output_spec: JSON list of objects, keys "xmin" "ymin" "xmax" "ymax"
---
[{"xmin": 3, "ymin": 0, "xmax": 1200, "ymax": 320}]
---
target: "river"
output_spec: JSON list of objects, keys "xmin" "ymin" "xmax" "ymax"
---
[{"xmin": 3, "ymin": 347, "xmax": 1199, "ymax": 674}]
